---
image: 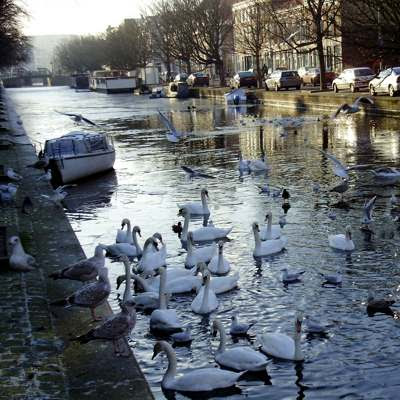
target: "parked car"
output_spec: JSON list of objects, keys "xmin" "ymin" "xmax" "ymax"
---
[
  {"xmin": 174, "ymin": 73, "xmax": 188, "ymax": 83},
  {"xmin": 265, "ymin": 70, "xmax": 301, "ymax": 91},
  {"xmin": 187, "ymin": 72, "xmax": 209, "ymax": 87},
  {"xmin": 297, "ymin": 66, "xmax": 312, "ymax": 80},
  {"xmin": 301, "ymin": 67, "xmax": 336, "ymax": 86},
  {"xmin": 230, "ymin": 71, "xmax": 257, "ymax": 89},
  {"xmin": 332, "ymin": 67, "xmax": 375, "ymax": 93},
  {"xmin": 369, "ymin": 67, "xmax": 400, "ymax": 97}
]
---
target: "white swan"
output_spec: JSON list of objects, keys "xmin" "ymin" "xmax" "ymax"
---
[
  {"xmin": 191, "ymin": 271, "xmax": 219, "ymax": 314},
  {"xmin": 178, "ymin": 188, "xmax": 210, "ymax": 215},
  {"xmin": 198, "ymin": 263, "xmax": 239, "ymax": 294},
  {"xmin": 8, "ymin": 236, "xmax": 37, "ymax": 272},
  {"xmin": 259, "ymin": 313, "xmax": 304, "ymax": 361},
  {"xmin": 208, "ymin": 241, "xmax": 230, "ymax": 275},
  {"xmin": 100, "ymin": 242, "xmax": 138, "ymax": 258},
  {"xmin": 137, "ymin": 237, "xmax": 166, "ymax": 276},
  {"xmin": 259, "ymin": 212, "xmax": 281, "ymax": 240},
  {"xmin": 150, "ymin": 267, "xmax": 183, "ymax": 334},
  {"xmin": 252, "ymin": 222, "xmax": 287, "ymax": 257},
  {"xmin": 239, "ymin": 152, "xmax": 250, "ymax": 173},
  {"xmin": 150, "ymin": 232, "xmax": 166, "ymax": 258},
  {"xmin": 152, "ymin": 341, "xmax": 245, "ymax": 392},
  {"xmin": 328, "ymin": 225, "xmax": 355, "ymax": 251},
  {"xmin": 248, "ymin": 156, "xmax": 268, "ymax": 172},
  {"xmin": 212, "ymin": 319, "xmax": 269, "ymax": 371},
  {"xmin": 178, "ymin": 207, "xmax": 232, "ymax": 242},
  {"xmin": 185, "ymin": 232, "xmax": 216, "ymax": 268},
  {"xmin": 116, "ymin": 218, "xmax": 133, "ymax": 244}
]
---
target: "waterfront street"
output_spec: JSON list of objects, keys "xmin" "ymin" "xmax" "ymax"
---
[{"xmin": 8, "ymin": 86, "xmax": 400, "ymax": 400}]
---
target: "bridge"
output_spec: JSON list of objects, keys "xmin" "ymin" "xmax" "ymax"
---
[{"xmin": 0, "ymin": 68, "xmax": 70, "ymax": 88}]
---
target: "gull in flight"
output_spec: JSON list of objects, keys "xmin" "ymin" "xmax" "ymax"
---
[
  {"xmin": 55, "ymin": 110, "xmax": 97, "ymax": 126},
  {"xmin": 158, "ymin": 111, "xmax": 183, "ymax": 143},
  {"xmin": 181, "ymin": 166, "xmax": 215, "ymax": 179},
  {"xmin": 41, "ymin": 185, "xmax": 75, "ymax": 207},
  {"xmin": 361, "ymin": 195, "xmax": 377, "ymax": 225},
  {"xmin": 332, "ymin": 96, "xmax": 374, "ymax": 118}
]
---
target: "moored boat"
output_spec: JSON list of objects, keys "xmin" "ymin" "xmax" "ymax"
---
[
  {"xmin": 90, "ymin": 70, "xmax": 136, "ymax": 94},
  {"xmin": 44, "ymin": 131, "xmax": 116, "ymax": 183}
]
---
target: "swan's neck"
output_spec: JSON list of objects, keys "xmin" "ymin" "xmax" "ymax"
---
[
  {"xmin": 131, "ymin": 273, "xmax": 151, "ymax": 292},
  {"xmin": 182, "ymin": 215, "xmax": 190, "ymax": 240},
  {"xmin": 123, "ymin": 262, "xmax": 132, "ymax": 303},
  {"xmin": 132, "ymin": 231, "xmax": 142, "ymax": 253},
  {"xmin": 217, "ymin": 249, "xmax": 224, "ymax": 274},
  {"xmin": 187, "ymin": 238, "xmax": 193, "ymax": 256},
  {"xmin": 253, "ymin": 228, "xmax": 261, "ymax": 247},
  {"xmin": 126, "ymin": 220, "xmax": 132, "ymax": 235},
  {"xmin": 345, "ymin": 232, "xmax": 351, "ymax": 241},
  {"xmin": 293, "ymin": 327, "xmax": 303, "ymax": 361},
  {"xmin": 159, "ymin": 270, "xmax": 167, "ymax": 309},
  {"xmin": 201, "ymin": 193, "xmax": 208, "ymax": 210},
  {"xmin": 267, "ymin": 216, "xmax": 272, "ymax": 235},
  {"xmin": 216, "ymin": 322, "xmax": 227, "ymax": 353},
  {"xmin": 200, "ymin": 277, "xmax": 210, "ymax": 313},
  {"xmin": 161, "ymin": 344, "xmax": 177, "ymax": 387}
]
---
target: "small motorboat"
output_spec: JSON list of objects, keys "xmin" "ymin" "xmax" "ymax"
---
[
  {"xmin": 150, "ymin": 87, "xmax": 165, "ymax": 98},
  {"xmin": 371, "ymin": 167, "xmax": 400, "ymax": 179},
  {"xmin": 44, "ymin": 131, "xmax": 115, "ymax": 183}
]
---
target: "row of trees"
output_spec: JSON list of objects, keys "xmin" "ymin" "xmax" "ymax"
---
[{"xmin": 0, "ymin": 0, "xmax": 30, "ymax": 69}]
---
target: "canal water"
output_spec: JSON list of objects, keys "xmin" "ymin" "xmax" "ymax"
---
[{"xmin": 9, "ymin": 86, "xmax": 400, "ymax": 400}]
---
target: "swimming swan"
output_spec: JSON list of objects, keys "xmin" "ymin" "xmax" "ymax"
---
[
  {"xmin": 152, "ymin": 341, "xmax": 245, "ymax": 392},
  {"xmin": 198, "ymin": 263, "xmax": 239, "ymax": 294},
  {"xmin": 328, "ymin": 225, "xmax": 355, "ymax": 251},
  {"xmin": 178, "ymin": 188, "xmax": 210, "ymax": 215},
  {"xmin": 185, "ymin": 232, "xmax": 216, "ymax": 268},
  {"xmin": 116, "ymin": 218, "xmax": 133, "ymax": 244},
  {"xmin": 137, "ymin": 237, "xmax": 166, "ymax": 276},
  {"xmin": 252, "ymin": 222, "xmax": 287, "ymax": 257},
  {"xmin": 259, "ymin": 211, "xmax": 281, "ymax": 240},
  {"xmin": 208, "ymin": 241, "xmax": 230, "ymax": 275},
  {"xmin": 191, "ymin": 271, "xmax": 219, "ymax": 314},
  {"xmin": 212, "ymin": 319, "xmax": 269, "ymax": 371}
]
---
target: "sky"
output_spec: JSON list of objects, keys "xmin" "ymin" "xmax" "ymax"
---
[{"xmin": 21, "ymin": 0, "xmax": 153, "ymax": 36}]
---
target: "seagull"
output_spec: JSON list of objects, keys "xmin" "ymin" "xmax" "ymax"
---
[
  {"xmin": 48, "ymin": 244, "xmax": 105, "ymax": 282},
  {"xmin": 366, "ymin": 290, "xmax": 396, "ymax": 316},
  {"xmin": 320, "ymin": 271, "xmax": 342, "ymax": 285},
  {"xmin": 332, "ymin": 97, "xmax": 374, "ymax": 118},
  {"xmin": 304, "ymin": 316, "xmax": 329, "ymax": 334},
  {"xmin": 281, "ymin": 268, "xmax": 305, "ymax": 284},
  {"xmin": 257, "ymin": 184, "xmax": 270, "ymax": 195},
  {"xmin": 158, "ymin": 111, "xmax": 183, "ymax": 142},
  {"xmin": 41, "ymin": 185, "xmax": 74, "ymax": 207},
  {"xmin": 361, "ymin": 195, "xmax": 377, "ymax": 225},
  {"xmin": 5, "ymin": 167, "xmax": 22, "ymax": 181},
  {"xmin": 8, "ymin": 236, "xmax": 37, "ymax": 272},
  {"xmin": 36, "ymin": 170, "xmax": 52, "ymax": 182},
  {"xmin": 181, "ymin": 166, "xmax": 216, "ymax": 179},
  {"xmin": 55, "ymin": 110, "xmax": 97, "ymax": 126},
  {"xmin": 229, "ymin": 314, "xmax": 255, "ymax": 336},
  {"xmin": 50, "ymin": 266, "xmax": 111, "ymax": 321}
]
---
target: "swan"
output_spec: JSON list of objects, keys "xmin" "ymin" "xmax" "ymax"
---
[
  {"xmin": 259, "ymin": 313, "xmax": 304, "ymax": 361},
  {"xmin": 152, "ymin": 341, "xmax": 245, "ymax": 392},
  {"xmin": 185, "ymin": 232, "xmax": 216, "ymax": 268},
  {"xmin": 252, "ymin": 222, "xmax": 287, "ymax": 257},
  {"xmin": 8, "ymin": 236, "xmax": 37, "ymax": 272},
  {"xmin": 328, "ymin": 225, "xmax": 355, "ymax": 251},
  {"xmin": 239, "ymin": 152, "xmax": 250, "ymax": 173},
  {"xmin": 171, "ymin": 326, "xmax": 193, "ymax": 345},
  {"xmin": 151, "ymin": 233, "xmax": 166, "ymax": 258},
  {"xmin": 137, "ymin": 237, "xmax": 166, "ymax": 276},
  {"xmin": 208, "ymin": 241, "xmax": 230, "ymax": 275},
  {"xmin": 197, "ymin": 263, "xmax": 239, "ymax": 294},
  {"xmin": 191, "ymin": 271, "xmax": 219, "ymax": 314},
  {"xmin": 178, "ymin": 188, "xmax": 210, "ymax": 215},
  {"xmin": 178, "ymin": 207, "xmax": 232, "ymax": 242},
  {"xmin": 116, "ymin": 218, "xmax": 133, "ymax": 244},
  {"xmin": 150, "ymin": 267, "xmax": 183, "ymax": 334},
  {"xmin": 248, "ymin": 155, "xmax": 268, "ymax": 172},
  {"xmin": 100, "ymin": 242, "xmax": 139, "ymax": 258},
  {"xmin": 212, "ymin": 319, "xmax": 269, "ymax": 371},
  {"xmin": 259, "ymin": 212, "xmax": 281, "ymax": 240}
]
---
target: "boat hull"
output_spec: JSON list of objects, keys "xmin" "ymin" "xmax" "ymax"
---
[{"xmin": 52, "ymin": 150, "xmax": 116, "ymax": 183}]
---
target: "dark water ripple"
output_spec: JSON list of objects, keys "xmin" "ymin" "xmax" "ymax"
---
[{"xmin": 9, "ymin": 86, "xmax": 400, "ymax": 400}]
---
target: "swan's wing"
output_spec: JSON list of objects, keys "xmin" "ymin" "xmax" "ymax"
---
[
  {"xmin": 363, "ymin": 195, "xmax": 377, "ymax": 220},
  {"xmin": 354, "ymin": 96, "xmax": 374, "ymax": 106},
  {"xmin": 80, "ymin": 116, "xmax": 97, "ymax": 126},
  {"xmin": 318, "ymin": 149, "xmax": 348, "ymax": 178},
  {"xmin": 158, "ymin": 111, "xmax": 177, "ymax": 134}
]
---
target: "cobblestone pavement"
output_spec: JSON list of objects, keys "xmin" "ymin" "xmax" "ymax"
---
[{"xmin": 0, "ymin": 89, "xmax": 153, "ymax": 400}]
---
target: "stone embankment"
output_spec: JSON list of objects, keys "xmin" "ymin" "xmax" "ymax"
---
[
  {"xmin": 0, "ymin": 87, "xmax": 153, "ymax": 400},
  {"xmin": 191, "ymin": 86, "xmax": 400, "ymax": 116}
]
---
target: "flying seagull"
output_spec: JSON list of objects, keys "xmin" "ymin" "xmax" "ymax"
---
[
  {"xmin": 332, "ymin": 96, "xmax": 374, "ymax": 118},
  {"xmin": 361, "ymin": 195, "xmax": 377, "ymax": 225},
  {"xmin": 55, "ymin": 110, "xmax": 97, "ymax": 126},
  {"xmin": 158, "ymin": 111, "xmax": 183, "ymax": 143}
]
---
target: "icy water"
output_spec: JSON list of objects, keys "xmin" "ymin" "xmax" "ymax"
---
[{"xmin": 9, "ymin": 86, "xmax": 400, "ymax": 400}]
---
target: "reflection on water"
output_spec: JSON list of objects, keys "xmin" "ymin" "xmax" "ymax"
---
[{"xmin": 8, "ymin": 87, "xmax": 400, "ymax": 400}]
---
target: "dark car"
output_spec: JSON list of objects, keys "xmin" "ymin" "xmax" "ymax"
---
[
  {"xmin": 187, "ymin": 72, "xmax": 209, "ymax": 87},
  {"xmin": 230, "ymin": 71, "xmax": 257, "ymax": 89}
]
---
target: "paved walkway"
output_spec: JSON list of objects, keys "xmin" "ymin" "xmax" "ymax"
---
[{"xmin": 0, "ymin": 88, "xmax": 153, "ymax": 400}]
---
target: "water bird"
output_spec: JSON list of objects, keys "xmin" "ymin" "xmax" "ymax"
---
[
  {"xmin": 212, "ymin": 319, "xmax": 269, "ymax": 372},
  {"xmin": 197, "ymin": 262, "xmax": 239, "ymax": 294},
  {"xmin": 327, "ymin": 210, "xmax": 337, "ymax": 220},
  {"xmin": 260, "ymin": 211, "xmax": 281, "ymax": 240},
  {"xmin": 178, "ymin": 188, "xmax": 210, "ymax": 215},
  {"xmin": 55, "ymin": 110, "xmax": 97, "ymax": 125},
  {"xmin": 185, "ymin": 232, "xmax": 216, "ymax": 268},
  {"xmin": 158, "ymin": 111, "xmax": 182, "ymax": 142},
  {"xmin": 282, "ymin": 189, "xmax": 290, "ymax": 201},
  {"xmin": 49, "ymin": 244, "xmax": 105, "ymax": 282},
  {"xmin": 36, "ymin": 170, "xmax": 52, "ymax": 182},
  {"xmin": 151, "ymin": 341, "xmax": 245, "ymax": 393},
  {"xmin": 116, "ymin": 218, "xmax": 134, "ymax": 244},
  {"xmin": 8, "ymin": 236, "xmax": 37, "ymax": 272},
  {"xmin": 21, "ymin": 196, "xmax": 33, "ymax": 214},
  {"xmin": 332, "ymin": 96, "xmax": 374, "ymax": 118},
  {"xmin": 230, "ymin": 314, "xmax": 255, "ymax": 336},
  {"xmin": 320, "ymin": 271, "xmax": 342, "ymax": 285},
  {"xmin": 329, "ymin": 179, "xmax": 349, "ymax": 200},
  {"xmin": 50, "ymin": 266, "xmax": 111, "ymax": 321},
  {"xmin": 361, "ymin": 195, "xmax": 377, "ymax": 226},
  {"xmin": 281, "ymin": 268, "xmax": 305, "ymax": 284},
  {"xmin": 252, "ymin": 222, "xmax": 287, "ymax": 257},
  {"xmin": 304, "ymin": 316, "xmax": 329, "ymax": 334},
  {"xmin": 137, "ymin": 237, "xmax": 165, "ymax": 276},
  {"xmin": 366, "ymin": 290, "xmax": 396, "ymax": 315},
  {"xmin": 208, "ymin": 241, "xmax": 230, "ymax": 275},
  {"xmin": 239, "ymin": 152, "xmax": 250, "ymax": 173},
  {"xmin": 248, "ymin": 155, "xmax": 268, "ymax": 172},
  {"xmin": 171, "ymin": 221, "xmax": 183, "ymax": 238},
  {"xmin": 259, "ymin": 313, "xmax": 304, "ymax": 361},
  {"xmin": 257, "ymin": 183, "xmax": 270, "ymax": 195},
  {"xmin": 328, "ymin": 225, "xmax": 355, "ymax": 251},
  {"xmin": 191, "ymin": 270, "xmax": 219, "ymax": 314},
  {"xmin": 41, "ymin": 185, "xmax": 73, "ymax": 207},
  {"xmin": 282, "ymin": 202, "xmax": 291, "ymax": 214},
  {"xmin": 5, "ymin": 167, "xmax": 22, "ymax": 181},
  {"xmin": 171, "ymin": 326, "xmax": 193, "ymax": 345},
  {"xmin": 181, "ymin": 165, "xmax": 215, "ymax": 179}
]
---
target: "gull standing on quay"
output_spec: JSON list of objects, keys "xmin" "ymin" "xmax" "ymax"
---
[{"xmin": 8, "ymin": 236, "xmax": 37, "ymax": 272}]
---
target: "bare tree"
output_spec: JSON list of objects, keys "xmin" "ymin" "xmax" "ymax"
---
[
  {"xmin": 264, "ymin": 0, "xmax": 342, "ymax": 89},
  {"xmin": 0, "ymin": 0, "xmax": 31, "ymax": 69},
  {"xmin": 233, "ymin": 0, "xmax": 270, "ymax": 87}
]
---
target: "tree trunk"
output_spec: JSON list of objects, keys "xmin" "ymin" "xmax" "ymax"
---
[
  {"xmin": 185, "ymin": 60, "xmax": 192, "ymax": 74},
  {"xmin": 316, "ymin": 35, "xmax": 326, "ymax": 90},
  {"xmin": 255, "ymin": 53, "xmax": 262, "ymax": 88},
  {"xmin": 217, "ymin": 60, "xmax": 226, "ymax": 87}
]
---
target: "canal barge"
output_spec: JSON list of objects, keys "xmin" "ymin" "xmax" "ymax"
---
[
  {"xmin": 90, "ymin": 70, "xmax": 137, "ymax": 94},
  {"xmin": 44, "ymin": 131, "xmax": 115, "ymax": 183}
]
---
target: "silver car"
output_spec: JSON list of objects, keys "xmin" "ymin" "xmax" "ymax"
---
[
  {"xmin": 332, "ymin": 67, "xmax": 375, "ymax": 93},
  {"xmin": 265, "ymin": 70, "xmax": 301, "ymax": 91},
  {"xmin": 369, "ymin": 67, "xmax": 400, "ymax": 97}
]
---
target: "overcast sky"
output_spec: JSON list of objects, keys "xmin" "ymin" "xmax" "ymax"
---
[{"xmin": 21, "ymin": 0, "xmax": 153, "ymax": 36}]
